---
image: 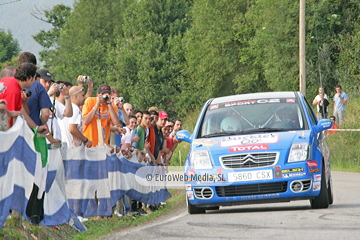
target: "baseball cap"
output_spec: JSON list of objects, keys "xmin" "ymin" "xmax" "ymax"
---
[
  {"xmin": 37, "ymin": 69, "xmax": 54, "ymax": 82},
  {"xmin": 97, "ymin": 84, "xmax": 111, "ymax": 94},
  {"xmin": 159, "ymin": 111, "xmax": 168, "ymax": 119}
]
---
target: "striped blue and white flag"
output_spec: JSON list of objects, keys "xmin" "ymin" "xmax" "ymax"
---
[
  {"xmin": 63, "ymin": 146, "xmax": 171, "ymax": 217},
  {"xmin": 0, "ymin": 117, "xmax": 42, "ymax": 229}
]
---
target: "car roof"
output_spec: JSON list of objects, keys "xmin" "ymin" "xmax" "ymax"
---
[{"xmin": 210, "ymin": 91, "xmax": 299, "ymax": 104}]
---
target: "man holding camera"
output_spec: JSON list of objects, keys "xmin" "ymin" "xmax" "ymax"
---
[{"xmin": 82, "ymin": 84, "xmax": 120, "ymax": 148}]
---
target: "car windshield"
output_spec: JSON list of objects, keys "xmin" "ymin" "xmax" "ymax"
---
[{"xmin": 199, "ymin": 97, "xmax": 305, "ymax": 138}]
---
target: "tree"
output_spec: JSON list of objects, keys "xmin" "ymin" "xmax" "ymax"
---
[
  {"xmin": 32, "ymin": 4, "xmax": 72, "ymax": 64},
  {"xmin": 180, "ymin": 0, "xmax": 261, "ymax": 110},
  {"xmin": 107, "ymin": 0, "xmax": 192, "ymax": 115},
  {"xmin": 0, "ymin": 29, "xmax": 20, "ymax": 64},
  {"xmin": 46, "ymin": 0, "xmax": 135, "ymax": 83}
]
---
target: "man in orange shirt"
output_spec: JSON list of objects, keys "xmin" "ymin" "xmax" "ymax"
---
[{"xmin": 82, "ymin": 84, "xmax": 120, "ymax": 148}]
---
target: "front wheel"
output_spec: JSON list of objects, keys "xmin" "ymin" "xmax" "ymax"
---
[
  {"xmin": 187, "ymin": 198, "xmax": 205, "ymax": 214},
  {"xmin": 310, "ymin": 163, "xmax": 329, "ymax": 209},
  {"xmin": 327, "ymin": 174, "xmax": 334, "ymax": 205}
]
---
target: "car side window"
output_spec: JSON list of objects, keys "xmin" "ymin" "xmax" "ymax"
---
[{"xmin": 303, "ymin": 97, "xmax": 317, "ymax": 125}]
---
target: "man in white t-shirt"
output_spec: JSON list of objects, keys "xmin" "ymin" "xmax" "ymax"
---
[
  {"xmin": 46, "ymin": 81, "xmax": 73, "ymax": 145},
  {"xmin": 61, "ymin": 86, "xmax": 92, "ymax": 148}
]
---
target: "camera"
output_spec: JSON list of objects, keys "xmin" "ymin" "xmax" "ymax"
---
[
  {"xmin": 22, "ymin": 89, "xmax": 32, "ymax": 97},
  {"xmin": 55, "ymin": 84, "xmax": 64, "ymax": 90},
  {"xmin": 78, "ymin": 75, "xmax": 91, "ymax": 83},
  {"xmin": 116, "ymin": 97, "xmax": 125, "ymax": 103},
  {"xmin": 102, "ymin": 95, "xmax": 110, "ymax": 101}
]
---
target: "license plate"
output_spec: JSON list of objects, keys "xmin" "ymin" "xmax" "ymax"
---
[{"xmin": 228, "ymin": 169, "xmax": 273, "ymax": 182}]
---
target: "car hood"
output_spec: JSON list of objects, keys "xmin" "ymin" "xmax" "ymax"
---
[{"xmin": 191, "ymin": 131, "xmax": 309, "ymax": 153}]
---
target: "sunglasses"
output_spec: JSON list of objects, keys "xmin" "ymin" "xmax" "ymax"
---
[{"xmin": 71, "ymin": 87, "xmax": 85, "ymax": 96}]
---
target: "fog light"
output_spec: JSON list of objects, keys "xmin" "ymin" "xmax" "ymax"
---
[{"xmin": 291, "ymin": 181, "xmax": 304, "ymax": 193}]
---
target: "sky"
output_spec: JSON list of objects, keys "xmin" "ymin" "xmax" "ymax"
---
[{"xmin": 0, "ymin": 0, "xmax": 74, "ymax": 66}]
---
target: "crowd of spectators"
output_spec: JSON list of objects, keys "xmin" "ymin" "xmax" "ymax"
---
[{"xmin": 0, "ymin": 52, "xmax": 183, "ymax": 220}]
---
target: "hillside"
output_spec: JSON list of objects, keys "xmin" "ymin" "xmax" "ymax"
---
[{"xmin": 0, "ymin": 0, "xmax": 74, "ymax": 65}]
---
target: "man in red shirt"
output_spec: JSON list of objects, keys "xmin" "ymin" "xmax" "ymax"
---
[
  {"xmin": 0, "ymin": 63, "xmax": 47, "ymax": 132},
  {"xmin": 327, "ymin": 116, "xmax": 339, "ymax": 136}
]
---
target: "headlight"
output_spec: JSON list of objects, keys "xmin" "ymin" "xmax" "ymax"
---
[
  {"xmin": 288, "ymin": 143, "xmax": 310, "ymax": 162},
  {"xmin": 191, "ymin": 150, "xmax": 213, "ymax": 169}
]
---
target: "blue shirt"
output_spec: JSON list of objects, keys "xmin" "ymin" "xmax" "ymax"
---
[
  {"xmin": 26, "ymin": 81, "xmax": 52, "ymax": 126},
  {"xmin": 333, "ymin": 92, "xmax": 348, "ymax": 111},
  {"xmin": 115, "ymin": 109, "xmax": 127, "ymax": 146}
]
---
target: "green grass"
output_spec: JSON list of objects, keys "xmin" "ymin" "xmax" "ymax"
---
[
  {"xmin": 324, "ymin": 95, "xmax": 360, "ymax": 172},
  {"xmin": 0, "ymin": 189, "xmax": 185, "ymax": 240},
  {"xmin": 70, "ymin": 188, "xmax": 185, "ymax": 240}
]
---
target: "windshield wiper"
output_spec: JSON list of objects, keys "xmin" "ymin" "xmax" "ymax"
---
[
  {"xmin": 242, "ymin": 128, "xmax": 289, "ymax": 133},
  {"xmin": 201, "ymin": 132, "xmax": 238, "ymax": 138}
]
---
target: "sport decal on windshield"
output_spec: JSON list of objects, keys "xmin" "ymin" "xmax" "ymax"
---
[
  {"xmin": 210, "ymin": 98, "xmax": 297, "ymax": 109},
  {"xmin": 221, "ymin": 133, "xmax": 279, "ymax": 147}
]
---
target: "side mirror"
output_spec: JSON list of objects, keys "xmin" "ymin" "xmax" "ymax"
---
[
  {"xmin": 176, "ymin": 130, "xmax": 193, "ymax": 144},
  {"xmin": 314, "ymin": 119, "xmax": 332, "ymax": 133}
]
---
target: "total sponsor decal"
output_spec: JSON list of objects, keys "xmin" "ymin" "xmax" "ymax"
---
[
  {"xmin": 230, "ymin": 144, "xmax": 268, "ymax": 152},
  {"xmin": 313, "ymin": 174, "xmax": 321, "ymax": 182},
  {"xmin": 185, "ymin": 184, "xmax": 192, "ymax": 191},
  {"xmin": 193, "ymin": 139, "xmax": 217, "ymax": 146},
  {"xmin": 221, "ymin": 133, "xmax": 279, "ymax": 147},
  {"xmin": 313, "ymin": 182, "xmax": 321, "ymax": 191},
  {"xmin": 307, "ymin": 161, "xmax": 318, "ymax": 168},
  {"xmin": 282, "ymin": 172, "xmax": 307, "ymax": 178},
  {"xmin": 282, "ymin": 168, "xmax": 304, "ymax": 174},
  {"xmin": 310, "ymin": 168, "xmax": 320, "ymax": 173}
]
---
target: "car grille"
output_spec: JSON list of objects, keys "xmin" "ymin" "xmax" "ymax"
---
[
  {"xmin": 216, "ymin": 182, "xmax": 287, "ymax": 197},
  {"xmin": 220, "ymin": 152, "xmax": 278, "ymax": 169}
]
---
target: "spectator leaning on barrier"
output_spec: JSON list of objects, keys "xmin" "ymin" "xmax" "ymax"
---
[
  {"xmin": 38, "ymin": 71, "xmax": 73, "ymax": 146},
  {"xmin": 327, "ymin": 116, "xmax": 339, "ymax": 136},
  {"xmin": 136, "ymin": 110, "xmax": 151, "ymax": 152},
  {"xmin": 333, "ymin": 85, "xmax": 348, "ymax": 125},
  {"xmin": 82, "ymin": 84, "xmax": 120, "ymax": 148},
  {"xmin": 153, "ymin": 111, "xmax": 168, "ymax": 160},
  {"xmin": 109, "ymin": 86, "xmax": 128, "ymax": 148},
  {"xmin": 61, "ymin": 86, "xmax": 92, "ymax": 148},
  {"xmin": 19, "ymin": 53, "xmax": 52, "ymax": 130},
  {"xmin": 146, "ymin": 109, "xmax": 158, "ymax": 155},
  {"xmin": 131, "ymin": 109, "xmax": 143, "ymax": 149},
  {"xmin": 170, "ymin": 118, "xmax": 182, "ymax": 137},
  {"xmin": 0, "ymin": 63, "xmax": 41, "ymax": 129}
]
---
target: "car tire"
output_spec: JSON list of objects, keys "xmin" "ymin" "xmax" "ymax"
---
[
  {"xmin": 327, "ymin": 174, "xmax": 334, "ymax": 205},
  {"xmin": 310, "ymin": 163, "xmax": 329, "ymax": 209},
  {"xmin": 187, "ymin": 198, "xmax": 205, "ymax": 214}
]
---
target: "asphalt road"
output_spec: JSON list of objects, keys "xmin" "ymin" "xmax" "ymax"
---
[{"xmin": 102, "ymin": 171, "xmax": 360, "ymax": 240}]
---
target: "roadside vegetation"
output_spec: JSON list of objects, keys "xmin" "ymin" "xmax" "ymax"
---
[{"xmin": 0, "ymin": 189, "xmax": 185, "ymax": 240}]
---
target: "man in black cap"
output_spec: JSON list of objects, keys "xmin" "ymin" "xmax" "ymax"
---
[
  {"xmin": 37, "ymin": 69, "xmax": 54, "ymax": 92},
  {"xmin": 82, "ymin": 84, "xmax": 121, "ymax": 148}
]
